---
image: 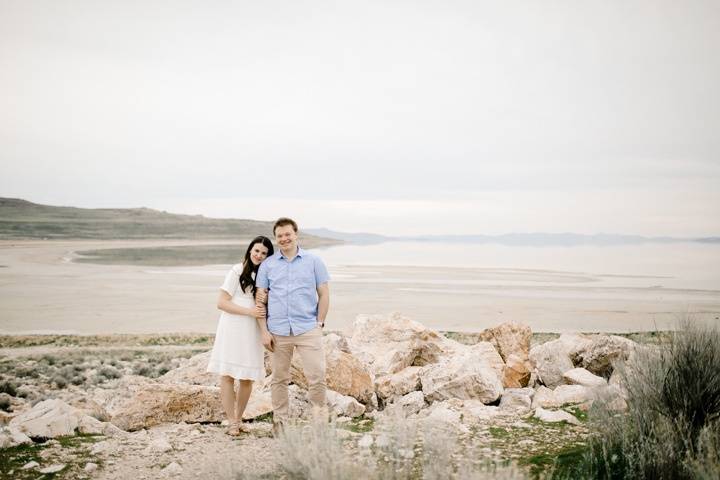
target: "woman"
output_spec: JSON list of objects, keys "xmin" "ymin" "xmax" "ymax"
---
[{"xmin": 206, "ymin": 236, "xmax": 274, "ymax": 435}]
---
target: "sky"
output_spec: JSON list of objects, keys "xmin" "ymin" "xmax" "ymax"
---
[{"xmin": 1, "ymin": 0, "xmax": 719, "ymax": 236}]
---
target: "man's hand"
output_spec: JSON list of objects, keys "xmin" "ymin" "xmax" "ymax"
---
[
  {"xmin": 251, "ymin": 304, "xmax": 266, "ymax": 319},
  {"xmin": 262, "ymin": 331, "xmax": 275, "ymax": 352}
]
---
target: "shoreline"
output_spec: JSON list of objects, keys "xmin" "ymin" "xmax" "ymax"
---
[
  {"xmin": 1, "ymin": 239, "xmax": 719, "ymax": 335},
  {"xmin": 0, "ymin": 330, "xmax": 672, "ymax": 351}
]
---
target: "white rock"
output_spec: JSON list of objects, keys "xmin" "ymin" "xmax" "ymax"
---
[
  {"xmin": 571, "ymin": 335, "xmax": 637, "ymax": 377},
  {"xmin": 323, "ymin": 333, "xmax": 351, "ymax": 353},
  {"xmin": 554, "ymin": 385, "xmax": 593, "ymax": 405},
  {"xmin": 158, "ymin": 351, "xmax": 216, "ymax": 386},
  {"xmin": 90, "ymin": 440, "xmax": 113, "ymax": 455},
  {"xmin": 21, "ymin": 461, "xmax": 39, "ymax": 470},
  {"xmin": 386, "ymin": 391, "xmax": 426, "ymax": 417},
  {"xmin": 532, "ymin": 385, "xmax": 592, "ymax": 408},
  {"xmin": 499, "ymin": 390, "xmax": 532, "ymax": 411},
  {"xmin": 9, "ymin": 399, "xmax": 79, "ymax": 438},
  {"xmin": 529, "ymin": 335, "xmax": 591, "ymax": 388},
  {"xmin": 563, "ymin": 368, "xmax": 607, "ymax": 387},
  {"xmin": 478, "ymin": 322, "xmax": 532, "ymax": 362},
  {"xmin": 420, "ymin": 342, "xmax": 504, "ymax": 404},
  {"xmin": 459, "ymin": 400, "xmax": 501, "ymax": 424},
  {"xmin": 85, "ymin": 462, "xmax": 98, "ymax": 472},
  {"xmin": 534, "ymin": 407, "xmax": 581, "ymax": 426},
  {"xmin": 162, "ymin": 461, "xmax": 183, "ymax": 476},
  {"xmin": 0, "ymin": 426, "xmax": 33, "ymax": 448},
  {"xmin": 326, "ymin": 390, "xmax": 365, "ymax": 418},
  {"xmin": 374, "ymin": 366, "xmax": 423, "ymax": 401},
  {"xmin": 358, "ymin": 434, "xmax": 374, "ymax": 448},
  {"xmin": 348, "ymin": 313, "xmax": 450, "ymax": 377},
  {"xmin": 39, "ymin": 464, "xmax": 66, "ymax": 474},
  {"xmin": 422, "ymin": 402, "xmax": 470, "ymax": 433},
  {"xmin": 77, "ymin": 414, "xmax": 106, "ymax": 435},
  {"xmin": 150, "ymin": 436, "xmax": 173, "ymax": 453}
]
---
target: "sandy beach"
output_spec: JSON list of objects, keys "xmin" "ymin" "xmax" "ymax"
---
[{"xmin": 1, "ymin": 239, "xmax": 719, "ymax": 335}]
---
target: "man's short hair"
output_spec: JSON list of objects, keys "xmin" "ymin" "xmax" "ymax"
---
[{"xmin": 273, "ymin": 217, "xmax": 298, "ymax": 235}]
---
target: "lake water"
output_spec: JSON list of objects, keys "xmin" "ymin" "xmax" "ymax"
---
[{"xmin": 313, "ymin": 241, "xmax": 720, "ymax": 291}]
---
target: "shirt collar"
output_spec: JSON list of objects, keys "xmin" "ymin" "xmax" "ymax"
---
[{"xmin": 279, "ymin": 246, "xmax": 304, "ymax": 259}]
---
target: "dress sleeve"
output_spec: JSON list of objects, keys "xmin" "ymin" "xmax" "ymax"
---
[{"xmin": 220, "ymin": 266, "xmax": 240, "ymax": 296}]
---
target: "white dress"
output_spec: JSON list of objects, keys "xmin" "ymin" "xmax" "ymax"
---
[{"xmin": 206, "ymin": 264, "xmax": 265, "ymax": 381}]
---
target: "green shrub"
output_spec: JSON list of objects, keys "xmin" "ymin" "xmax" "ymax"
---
[
  {"xmin": 584, "ymin": 321, "xmax": 720, "ymax": 479},
  {"xmin": 0, "ymin": 380, "xmax": 17, "ymax": 397}
]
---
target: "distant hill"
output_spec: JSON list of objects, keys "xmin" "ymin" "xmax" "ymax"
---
[
  {"xmin": 0, "ymin": 198, "xmax": 339, "ymax": 245},
  {"xmin": 305, "ymin": 228, "xmax": 388, "ymax": 245},
  {"xmin": 305, "ymin": 226, "xmax": 716, "ymax": 246}
]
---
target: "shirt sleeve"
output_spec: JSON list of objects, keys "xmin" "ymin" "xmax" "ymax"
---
[
  {"xmin": 314, "ymin": 257, "xmax": 330, "ymax": 286},
  {"xmin": 220, "ymin": 265, "xmax": 240, "ymax": 295},
  {"xmin": 256, "ymin": 261, "xmax": 269, "ymax": 289}
]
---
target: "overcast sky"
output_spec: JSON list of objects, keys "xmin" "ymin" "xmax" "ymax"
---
[{"xmin": 1, "ymin": 0, "xmax": 718, "ymax": 236}]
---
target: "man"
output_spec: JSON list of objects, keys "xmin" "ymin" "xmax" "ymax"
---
[{"xmin": 255, "ymin": 217, "xmax": 330, "ymax": 435}]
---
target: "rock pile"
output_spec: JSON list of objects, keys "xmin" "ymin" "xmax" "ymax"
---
[{"xmin": 1, "ymin": 313, "xmax": 638, "ymax": 450}]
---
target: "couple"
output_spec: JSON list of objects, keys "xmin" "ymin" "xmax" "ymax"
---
[{"xmin": 205, "ymin": 217, "xmax": 330, "ymax": 436}]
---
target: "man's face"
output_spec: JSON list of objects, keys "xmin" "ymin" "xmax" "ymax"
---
[{"xmin": 274, "ymin": 224, "xmax": 298, "ymax": 252}]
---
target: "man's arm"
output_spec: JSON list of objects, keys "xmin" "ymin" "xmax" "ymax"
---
[{"xmin": 316, "ymin": 283, "xmax": 329, "ymax": 327}]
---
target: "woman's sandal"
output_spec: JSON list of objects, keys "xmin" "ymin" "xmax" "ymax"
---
[
  {"xmin": 226, "ymin": 422, "xmax": 249, "ymax": 436},
  {"xmin": 226, "ymin": 422, "xmax": 242, "ymax": 436}
]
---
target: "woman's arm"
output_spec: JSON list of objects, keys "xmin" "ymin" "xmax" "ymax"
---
[
  {"xmin": 254, "ymin": 287, "xmax": 274, "ymax": 351},
  {"xmin": 217, "ymin": 290, "xmax": 264, "ymax": 317}
]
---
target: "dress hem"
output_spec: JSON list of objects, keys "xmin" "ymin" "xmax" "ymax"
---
[{"xmin": 206, "ymin": 361, "xmax": 265, "ymax": 381}]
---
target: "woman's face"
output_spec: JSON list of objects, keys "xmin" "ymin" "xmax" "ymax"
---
[{"xmin": 249, "ymin": 243, "xmax": 270, "ymax": 266}]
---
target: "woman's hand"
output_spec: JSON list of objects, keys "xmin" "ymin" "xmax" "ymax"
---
[
  {"xmin": 255, "ymin": 289, "xmax": 268, "ymax": 304},
  {"xmin": 251, "ymin": 304, "xmax": 266, "ymax": 319}
]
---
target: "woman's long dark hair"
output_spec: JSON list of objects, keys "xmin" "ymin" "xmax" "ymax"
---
[{"xmin": 239, "ymin": 236, "xmax": 274, "ymax": 295}]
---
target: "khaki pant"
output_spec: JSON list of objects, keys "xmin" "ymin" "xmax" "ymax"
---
[{"xmin": 271, "ymin": 326, "xmax": 326, "ymax": 423}]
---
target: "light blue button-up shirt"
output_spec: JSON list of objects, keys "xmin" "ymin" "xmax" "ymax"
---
[{"xmin": 256, "ymin": 247, "xmax": 330, "ymax": 336}]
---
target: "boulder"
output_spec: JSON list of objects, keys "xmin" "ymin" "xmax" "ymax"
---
[
  {"xmin": 292, "ymin": 346, "xmax": 374, "ymax": 404},
  {"xmin": 375, "ymin": 366, "xmax": 422, "ymax": 401},
  {"xmin": 244, "ymin": 387, "xmax": 274, "ymax": 420},
  {"xmin": 571, "ymin": 335, "xmax": 637, "ymax": 378},
  {"xmin": 459, "ymin": 399, "xmax": 502, "ymax": 424},
  {"xmin": 420, "ymin": 343, "xmax": 504, "ymax": 404},
  {"xmin": 348, "ymin": 313, "xmax": 449, "ymax": 377},
  {"xmin": 10, "ymin": 399, "xmax": 81, "ymax": 438},
  {"xmin": 529, "ymin": 334, "xmax": 591, "ymax": 388},
  {"xmin": 499, "ymin": 389, "xmax": 532, "ymax": 412},
  {"xmin": 385, "ymin": 391, "xmax": 426, "ymax": 417},
  {"xmin": 0, "ymin": 426, "xmax": 32, "ymax": 448},
  {"xmin": 159, "ymin": 351, "xmax": 217, "ymax": 386},
  {"xmin": 563, "ymin": 368, "xmax": 607, "ymax": 388},
  {"xmin": 533, "ymin": 407, "xmax": 581, "ymax": 426},
  {"xmin": 92, "ymin": 375, "xmax": 155, "ymax": 417},
  {"xmin": 326, "ymin": 390, "xmax": 365, "ymax": 418},
  {"xmin": 472, "ymin": 342, "xmax": 506, "ymax": 379},
  {"xmin": 532, "ymin": 385, "xmax": 592, "ymax": 409},
  {"xmin": 478, "ymin": 322, "xmax": 532, "ymax": 362},
  {"xmin": 323, "ymin": 333, "xmax": 351, "ymax": 353},
  {"xmin": 502, "ymin": 353, "xmax": 533, "ymax": 388},
  {"xmin": 108, "ymin": 383, "xmax": 225, "ymax": 431},
  {"xmin": 418, "ymin": 400, "xmax": 471, "ymax": 433},
  {"xmin": 8, "ymin": 399, "xmax": 118, "ymax": 439}
]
